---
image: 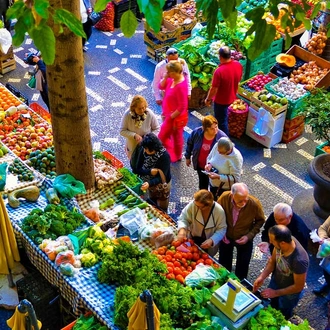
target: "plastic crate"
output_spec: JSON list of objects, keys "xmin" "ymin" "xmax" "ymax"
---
[
  {"xmin": 264, "ymin": 77, "xmax": 310, "ymax": 119},
  {"xmin": 5, "ymin": 83, "xmax": 29, "ymax": 105},
  {"xmin": 118, "ymin": 167, "xmax": 143, "ymax": 194},
  {"xmin": 101, "ymin": 150, "xmax": 124, "ymax": 169},
  {"xmin": 114, "ymin": 5, "xmax": 137, "ymax": 28},
  {"xmin": 246, "ymin": 56, "xmax": 268, "ymax": 79},
  {"xmin": 268, "ymin": 38, "xmax": 284, "ymax": 56},
  {"xmin": 16, "ymin": 272, "xmax": 61, "ymax": 330},
  {"xmin": 61, "ymin": 312, "xmax": 93, "ymax": 330},
  {"xmin": 30, "ymin": 102, "xmax": 51, "ymax": 123},
  {"xmin": 315, "ymin": 142, "xmax": 329, "ymax": 157}
]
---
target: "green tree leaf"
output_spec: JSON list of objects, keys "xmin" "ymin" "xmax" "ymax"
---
[
  {"xmin": 120, "ymin": 10, "xmax": 138, "ymax": 38},
  {"xmin": 94, "ymin": 0, "xmax": 111, "ymax": 12},
  {"xmin": 12, "ymin": 18, "xmax": 27, "ymax": 46},
  {"xmin": 6, "ymin": 1, "xmax": 25, "ymax": 20},
  {"xmin": 29, "ymin": 23, "xmax": 55, "ymax": 65},
  {"xmin": 54, "ymin": 8, "xmax": 86, "ymax": 38},
  {"xmin": 23, "ymin": 8, "xmax": 35, "ymax": 28},
  {"xmin": 143, "ymin": 0, "xmax": 164, "ymax": 33},
  {"xmin": 34, "ymin": 0, "xmax": 50, "ymax": 19}
]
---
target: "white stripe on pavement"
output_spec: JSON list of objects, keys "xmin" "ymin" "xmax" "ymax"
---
[
  {"xmin": 296, "ymin": 149, "xmax": 314, "ymax": 161},
  {"xmin": 125, "ymin": 68, "xmax": 148, "ymax": 82},
  {"xmin": 272, "ymin": 164, "xmax": 312, "ymax": 189},
  {"xmin": 86, "ymin": 87, "xmax": 104, "ymax": 103},
  {"xmin": 107, "ymin": 75, "xmax": 130, "ymax": 90}
]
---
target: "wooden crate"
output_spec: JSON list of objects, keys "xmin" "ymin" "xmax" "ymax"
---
[
  {"xmin": 0, "ymin": 46, "xmax": 14, "ymax": 61},
  {"xmin": 251, "ymin": 91, "xmax": 287, "ymax": 116},
  {"xmin": 282, "ymin": 122, "xmax": 304, "ymax": 143},
  {"xmin": 285, "ymin": 45, "xmax": 330, "ymax": 89},
  {"xmin": 0, "ymin": 58, "xmax": 16, "ymax": 74}
]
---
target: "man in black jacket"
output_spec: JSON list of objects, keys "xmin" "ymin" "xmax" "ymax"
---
[{"xmin": 258, "ymin": 203, "xmax": 310, "ymax": 254}]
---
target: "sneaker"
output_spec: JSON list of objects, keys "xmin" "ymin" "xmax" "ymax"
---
[{"xmin": 313, "ymin": 283, "xmax": 330, "ymax": 295}]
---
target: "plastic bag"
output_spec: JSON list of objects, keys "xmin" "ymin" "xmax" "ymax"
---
[
  {"xmin": 151, "ymin": 227, "xmax": 175, "ymax": 248},
  {"xmin": 191, "ymin": 22, "xmax": 204, "ymax": 37},
  {"xmin": 317, "ymin": 240, "xmax": 330, "ymax": 258},
  {"xmin": 0, "ymin": 162, "xmax": 7, "ymax": 191},
  {"xmin": 310, "ymin": 229, "xmax": 322, "ymax": 243},
  {"xmin": 83, "ymin": 200, "xmax": 101, "ymax": 223},
  {"xmin": 53, "ymin": 173, "xmax": 86, "ymax": 198},
  {"xmin": 119, "ymin": 207, "xmax": 147, "ymax": 235},
  {"xmin": 0, "ymin": 28, "xmax": 12, "ymax": 54},
  {"xmin": 55, "ymin": 250, "xmax": 75, "ymax": 266},
  {"xmin": 59, "ymin": 263, "xmax": 77, "ymax": 276},
  {"xmin": 185, "ymin": 264, "xmax": 220, "ymax": 288},
  {"xmin": 252, "ymin": 108, "xmax": 274, "ymax": 136}
]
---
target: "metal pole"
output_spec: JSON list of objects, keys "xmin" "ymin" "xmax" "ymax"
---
[
  {"xmin": 140, "ymin": 290, "xmax": 155, "ymax": 330},
  {"xmin": 17, "ymin": 299, "xmax": 40, "ymax": 330}
]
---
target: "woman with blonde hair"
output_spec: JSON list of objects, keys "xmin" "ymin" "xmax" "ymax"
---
[
  {"xmin": 177, "ymin": 189, "xmax": 227, "ymax": 256},
  {"xmin": 185, "ymin": 115, "xmax": 227, "ymax": 190},
  {"xmin": 158, "ymin": 60, "xmax": 189, "ymax": 163},
  {"xmin": 120, "ymin": 95, "xmax": 160, "ymax": 159}
]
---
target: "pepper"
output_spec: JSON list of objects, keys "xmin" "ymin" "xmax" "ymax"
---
[
  {"xmin": 114, "ymin": 187, "xmax": 126, "ymax": 196},
  {"xmin": 126, "ymin": 199, "xmax": 142, "ymax": 208},
  {"xmin": 116, "ymin": 191, "xmax": 130, "ymax": 203},
  {"xmin": 122, "ymin": 195, "xmax": 136, "ymax": 205},
  {"xmin": 99, "ymin": 197, "xmax": 115, "ymax": 210}
]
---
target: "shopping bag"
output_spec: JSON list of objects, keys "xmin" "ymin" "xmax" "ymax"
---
[
  {"xmin": 27, "ymin": 75, "xmax": 36, "ymax": 89},
  {"xmin": 89, "ymin": 11, "xmax": 102, "ymax": 26}
]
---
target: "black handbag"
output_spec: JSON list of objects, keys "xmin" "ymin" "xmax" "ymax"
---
[
  {"xmin": 89, "ymin": 11, "xmax": 102, "ymax": 25},
  {"xmin": 148, "ymin": 169, "xmax": 170, "ymax": 201},
  {"xmin": 216, "ymin": 174, "xmax": 236, "ymax": 198}
]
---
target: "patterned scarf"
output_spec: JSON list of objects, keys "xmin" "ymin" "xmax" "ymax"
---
[
  {"xmin": 130, "ymin": 110, "xmax": 147, "ymax": 128},
  {"xmin": 141, "ymin": 147, "xmax": 166, "ymax": 182}
]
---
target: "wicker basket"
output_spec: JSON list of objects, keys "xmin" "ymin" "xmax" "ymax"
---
[{"xmin": 188, "ymin": 87, "xmax": 208, "ymax": 110}]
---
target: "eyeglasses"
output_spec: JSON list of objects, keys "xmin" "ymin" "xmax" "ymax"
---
[{"xmin": 167, "ymin": 50, "xmax": 178, "ymax": 55}]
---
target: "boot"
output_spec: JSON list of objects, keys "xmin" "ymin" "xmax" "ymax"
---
[{"xmin": 313, "ymin": 283, "xmax": 330, "ymax": 295}]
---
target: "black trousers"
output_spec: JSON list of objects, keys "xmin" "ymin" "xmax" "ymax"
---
[
  {"xmin": 82, "ymin": 19, "xmax": 93, "ymax": 46},
  {"xmin": 197, "ymin": 168, "xmax": 209, "ymax": 190},
  {"xmin": 219, "ymin": 238, "xmax": 253, "ymax": 280}
]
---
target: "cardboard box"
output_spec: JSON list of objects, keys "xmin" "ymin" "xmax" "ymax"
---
[
  {"xmin": 245, "ymin": 106, "xmax": 285, "ymax": 148},
  {"xmin": 282, "ymin": 122, "xmax": 304, "ymax": 143},
  {"xmin": 163, "ymin": 8, "xmax": 197, "ymax": 32},
  {"xmin": 284, "ymin": 115, "xmax": 305, "ymax": 131},
  {"xmin": 285, "ymin": 45, "xmax": 330, "ymax": 89}
]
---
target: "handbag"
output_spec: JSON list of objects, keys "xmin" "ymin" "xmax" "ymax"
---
[
  {"xmin": 89, "ymin": 11, "xmax": 102, "ymax": 26},
  {"xmin": 216, "ymin": 174, "xmax": 236, "ymax": 198},
  {"xmin": 27, "ymin": 75, "xmax": 36, "ymax": 89},
  {"xmin": 148, "ymin": 169, "xmax": 170, "ymax": 201}
]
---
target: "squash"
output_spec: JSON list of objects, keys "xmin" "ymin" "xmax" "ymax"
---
[
  {"xmin": 8, "ymin": 185, "xmax": 40, "ymax": 208},
  {"xmin": 276, "ymin": 54, "xmax": 296, "ymax": 67}
]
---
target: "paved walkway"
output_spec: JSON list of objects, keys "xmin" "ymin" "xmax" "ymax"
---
[{"xmin": 0, "ymin": 21, "xmax": 329, "ymax": 329}]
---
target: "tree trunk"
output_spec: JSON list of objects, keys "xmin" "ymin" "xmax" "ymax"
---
[{"xmin": 48, "ymin": 0, "xmax": 95, "ymax": 189}]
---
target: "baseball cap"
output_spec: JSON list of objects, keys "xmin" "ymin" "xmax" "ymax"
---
[{"xmin": 166, "ymin": 48, "xmax": 178, "ymax": 56}]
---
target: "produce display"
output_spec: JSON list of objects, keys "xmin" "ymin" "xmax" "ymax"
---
[
  {"xmin": 26, "ymin": 147, "xmax": 56, "ymax": 179},
  {"xmin": 268, "ymin": 77, "xmax": 309, "ymax": 100},
  {"xmin": 228, "ymin": 99, "xmax": 249, "ymax": 138},
  {"xmin": 289, "ymin": 61, "xmax": 329, "ymax": 90},
  {"xmin": 117, "ymin": 167, "xmax": 143, "ymax": 190},
  {"xmin": 8, "ymin": 158, "xmax": 35, "ymax": 182},
  {"xmin": 305, "ymin": 31, "xmax": 327, "ymax": 55},
  {"xmin": 276, "ymin": 54, "xmax": 296, "ymax": 67},
  {"xmin": 94, "ymin": 158, "xmax": 122, "ymax": 189},
  {"xmin": 238, "ymin": 0, "xmax": 268, "ymax": 13},
  {"xmin": 0, "ymin": 144, "xmax": 8, "ymax": 157},
  {"xmin": 0, "ymin": 85, "xmax": 23, "ymax": 111},
  {"xmin": 254, "ymin": 90, "xmax": 288, "ymax": 109},
  {"xmin": 70, "ymin": 313, "xmax": 107, "ymax": 330},
  {"xmin": 21, "ymin": 204, "xmax": 87, "ymax": 244},
  {"xmin": 177, "ymin": 0, "xmax": 199, "ymax": 18},
  {"xmin": 7, "ymin": 185, "xmax": 40, "ymax": 208},
  {"xmin": 241, "ymin": 73, "xmax": 274, "ymax": 93},
  {"xmin": 163, "ymin": 10, "xmax": 194, "ymax": 27}
]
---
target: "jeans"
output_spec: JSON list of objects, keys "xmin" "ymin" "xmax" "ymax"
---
[
  {"xmin": 219, "ymin": 238, "xmax": 253, "ymax": 280},
  {"xmin": 269, "ymin": 277, "xmax": 302, "ymax": 319},
  {"xmin": 214, "ymin": 103, "xmax": 230, "ymax": 136}
]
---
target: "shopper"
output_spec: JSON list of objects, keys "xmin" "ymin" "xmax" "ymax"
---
[
  {"xmin": 258, "ymin": 203, "xmax": 310, "ymax": 255},
  {"xmin": 253, "ymin": 225, "xmax": 309, "ymax": 319},
  {"xmin": 32, "ymin": 55, "xmax": 50, "ymax": 110},
  {"xmin": 313, "ymin": 215, "xmax": 330, "ymax": 301},
  {"xmin": 205, "ymin": 46, "xmax": 243, "ymax": 135},
  {"xmin": 152, "ymin": 47, "xmax": 191, "ymax": 105},
  {"xmin": 217, "ymin": 182, "xmax": 265, "ymax": 280},
  {"xmin": 120, "ymin": 95, "xmax": 160, "ymax": 159},
  {"xmin": 158, "ymin": 60, "xmax": 189, "ymax": 163},
  {"xmin": 205, "ymin": 137, "xmax": 243, "ymax": 200},
  {"xmin": 130, "ymin": 133, "xmax": 171, "ymax": 212},
  {"xmin": 185, "ymin": 115, "xmax": 227, "ymax": 190},
  {"xmin": 177, "ymin": 189, "xmax": 227, "ymax": 257},
  {"xmin": 80, "ymin": 0, "xmax": 93, "ymax": 51}
]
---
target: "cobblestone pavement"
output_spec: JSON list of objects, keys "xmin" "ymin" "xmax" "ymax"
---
[{"xmin": 0, "ymin": 22, "xmax": 329, "ymax": 329}]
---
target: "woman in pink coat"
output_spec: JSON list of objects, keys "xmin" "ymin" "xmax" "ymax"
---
[{"xmin": 158, "ymin": 60, "xmax": 189, "ymax": 163}]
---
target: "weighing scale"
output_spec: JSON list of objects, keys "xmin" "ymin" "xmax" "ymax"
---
[{"xmin": 208, "ymin": 278, "xmax": 263, "ymax": 330}]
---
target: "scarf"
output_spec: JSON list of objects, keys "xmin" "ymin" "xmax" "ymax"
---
[
  {"xmin": 141, "ymin": 147, "xmax": 166, "ymax": 182},
  {"xmin": 131, "ymin": 110, "xmax": 147, "ymax": 128}
]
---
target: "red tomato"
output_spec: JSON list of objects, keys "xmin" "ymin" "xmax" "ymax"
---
[
  {"xmin": 171, "ymin": 240, "xmax": 182, "ymax": 248},
  {"xmin": 192, "ymin": 253, "xmax": 200, "ymax": 261},
  {"xmin": 166, "ymin": 262, "xmax": 174, "ymax": 268},
  {"xmin": 166, "ymin": 250, "xmax": 175, "ymax": 256},
  {"xmin": 213, "ymin": 263, "xmax": 220, "ymax": 269},
  {"xmin": 181, "ymin": 262, "xmax": 188, "ymax": 268},
  {"xmin": 156, "ymin": 255, "xmax": 163, "ymax": 261},
  {"xmin": 204, "ymin": 258, "xmax": 213, "ymax": 266},
  {"xmin": 181, "ymin": 252, "xmax": 188, "ymax": 259},
  {"xmin": 173, "ymin": 261, "xmax": 181, "ymax": 268},
  {"xmin": 174, "ymin": 252, "xmax": 182, "ymax": 260},
  {"xmin": 186, "ymin": 252, "xmax": 193, "ymax": 260},
  {"xmin": 166, "ymin": 273, "xmax": 175, "ymax": 280},
  {"xmin": 201, "ymin": 253, "xmax": 209, "ymax": 260},
  {"xmin": 186, "ymin": 266, "xmax": 193, "ymax": 272},
  {"xmin": 173, "ymin": 267, "xmax": 182, "ymax": 276},
  {"xmin": 196, "ymin": 259, "xmax": 205, "ymax": 265},
  {"xmin": 167, "ymin": 266, "xmax": 174, "ymax": 274},
  {"xmin": 176, "ymin": 274, "xmax": 185, "ymax": 284},
  {"xmin": 165, "ymin": 255, "xmax": 172, "ymax": 262},
  {"xmin": 157, "ymin": 247, "xmax": 166, "ymax": 255},
  {"xmin": 191, "ymin": 246, "xmax": 199, "ymax": 253},
  {"xmin": 190, "ymin": 261, "xmax": 196, "ymax": 269},
  {"xmin": 182, "ymin": 270, "xmax": 190, "ymax": 278}
]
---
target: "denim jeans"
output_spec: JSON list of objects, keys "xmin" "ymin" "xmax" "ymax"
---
[{"xmin": 214, "ymin": 103, "xmax": 230, "ymax": 136}]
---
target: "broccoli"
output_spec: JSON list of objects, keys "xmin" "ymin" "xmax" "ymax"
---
[
  {"xmin": 81, "ymin": 252, "xmax": 98, "ymax": 267},
  {"xmin": 35, "ymin": 216, "xmax": 51, "ymax": 235},
  {"xmin": 49, "ymin": 220, "xmax": 66, "ymax": 236},
  {"xmin": 64, "ymin": 223, "xmax": 74, "ymax": 234}
]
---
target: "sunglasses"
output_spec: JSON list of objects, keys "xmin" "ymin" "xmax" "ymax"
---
[{"xmin": 167, "ymin": 51, "xmax": 178, "ymax": 55}]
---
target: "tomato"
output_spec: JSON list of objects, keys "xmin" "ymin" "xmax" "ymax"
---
[
  {"xmin": 201, "ymin": 253, "xmax": 209, "ymax": 260},
  {"xmin": 191, "ymin": 246, "xmax": 199, "ymax": 253},
  {"xmin": 196, "ymin": 259, "xmax": 205, "ymax": 265},
  {"xmin": 171, "ymin": 240, "xmax": 182, "ymax": 248},
  {"xmin": 182, "ymin": 270, "xmax": 190, "ymax": 278},
  {"xmin": 204, "ymin": 258, "xmax": 213, "ymax": 266},
  {"xmin": 176, "ymin": 274, "xmax": 185, "ymax": 284},
  {"xmin": 174, "ymin": 252, "xmax": 182, "ymax": 260},
  {"xmin": 156, "ymin": 255, "xmax": 163, "ymax": 261},
  {"xmin": 165, "ymin": 255, "xmax": 172, "ymax": 262},
  {"xmin": 157, "ymin": 247, "xmax": 166, "ymax": 255},
  {"xmin": 186, "ymin": 252, "xmax": 193, "ymax": 260},
  {"xmin": 192, "ymin": 253, "xmax": 200, "ymax": 261},
  {"xmin": 166, "ymin": 273, "xmax": 175, "ymax": 280},
  {"xmin": 173, "ymin": 267, "xmax": 182, "ymax": 276},
  {"xmin": 188, "ymin": 239, "xmax": 195, "ymax": 245},
  {"xmin": 167, "ymin": 266, "xmax": 174, "ymax": 274},
  {"xmin": 190, "ymin": 261, "xmax": 196, "ymax": 269},
  {"xmin": 166, "ymin": 250, "xmax": 175, "ymax": 256},
  {"xmin": 173, "ymin": 261, "xmax": 181, "ymax": 268},
  {"xmin": 167, "ymin": 262, "xmax": 174, "ymax": 268},
  {"xmin": 213, "ymin": 263, "xmax": 220, "ymax": 269},
  {"xmin": 181, "ymin": 261, "xmax": 188, "ymax": 268},
  {"xmin": 181, "ymin": 252, "xmax": 187, "ymax": 259},
  {"xmin": 186, "ymin": 266, "xmax": 193, "ymax": 272}
]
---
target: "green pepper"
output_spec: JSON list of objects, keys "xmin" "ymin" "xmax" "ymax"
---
[
  {"xmin": 126, "ymin": 199, "xmax": 142, "ymax": 208},
  {"xmin": 116, "ymin": 191, "xmax": 130, "ymax": 203},
  {"xmin": 114, "ymin": 187, "xmax": 126, "ymax": 196},
  {"xmin": 99, "ymin": 197, "xmax": 115, "ymax": 210},
  {"xmin": 116, "ymin": 208, "xmax": 131, "ymax": 216},
  {"xmin": 136, "ymin": 202, "xmax": 149, "ymax": 209},
  {"xmin": 122, "ymin": 195, "xmax": 136, "ymax": 205}
]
